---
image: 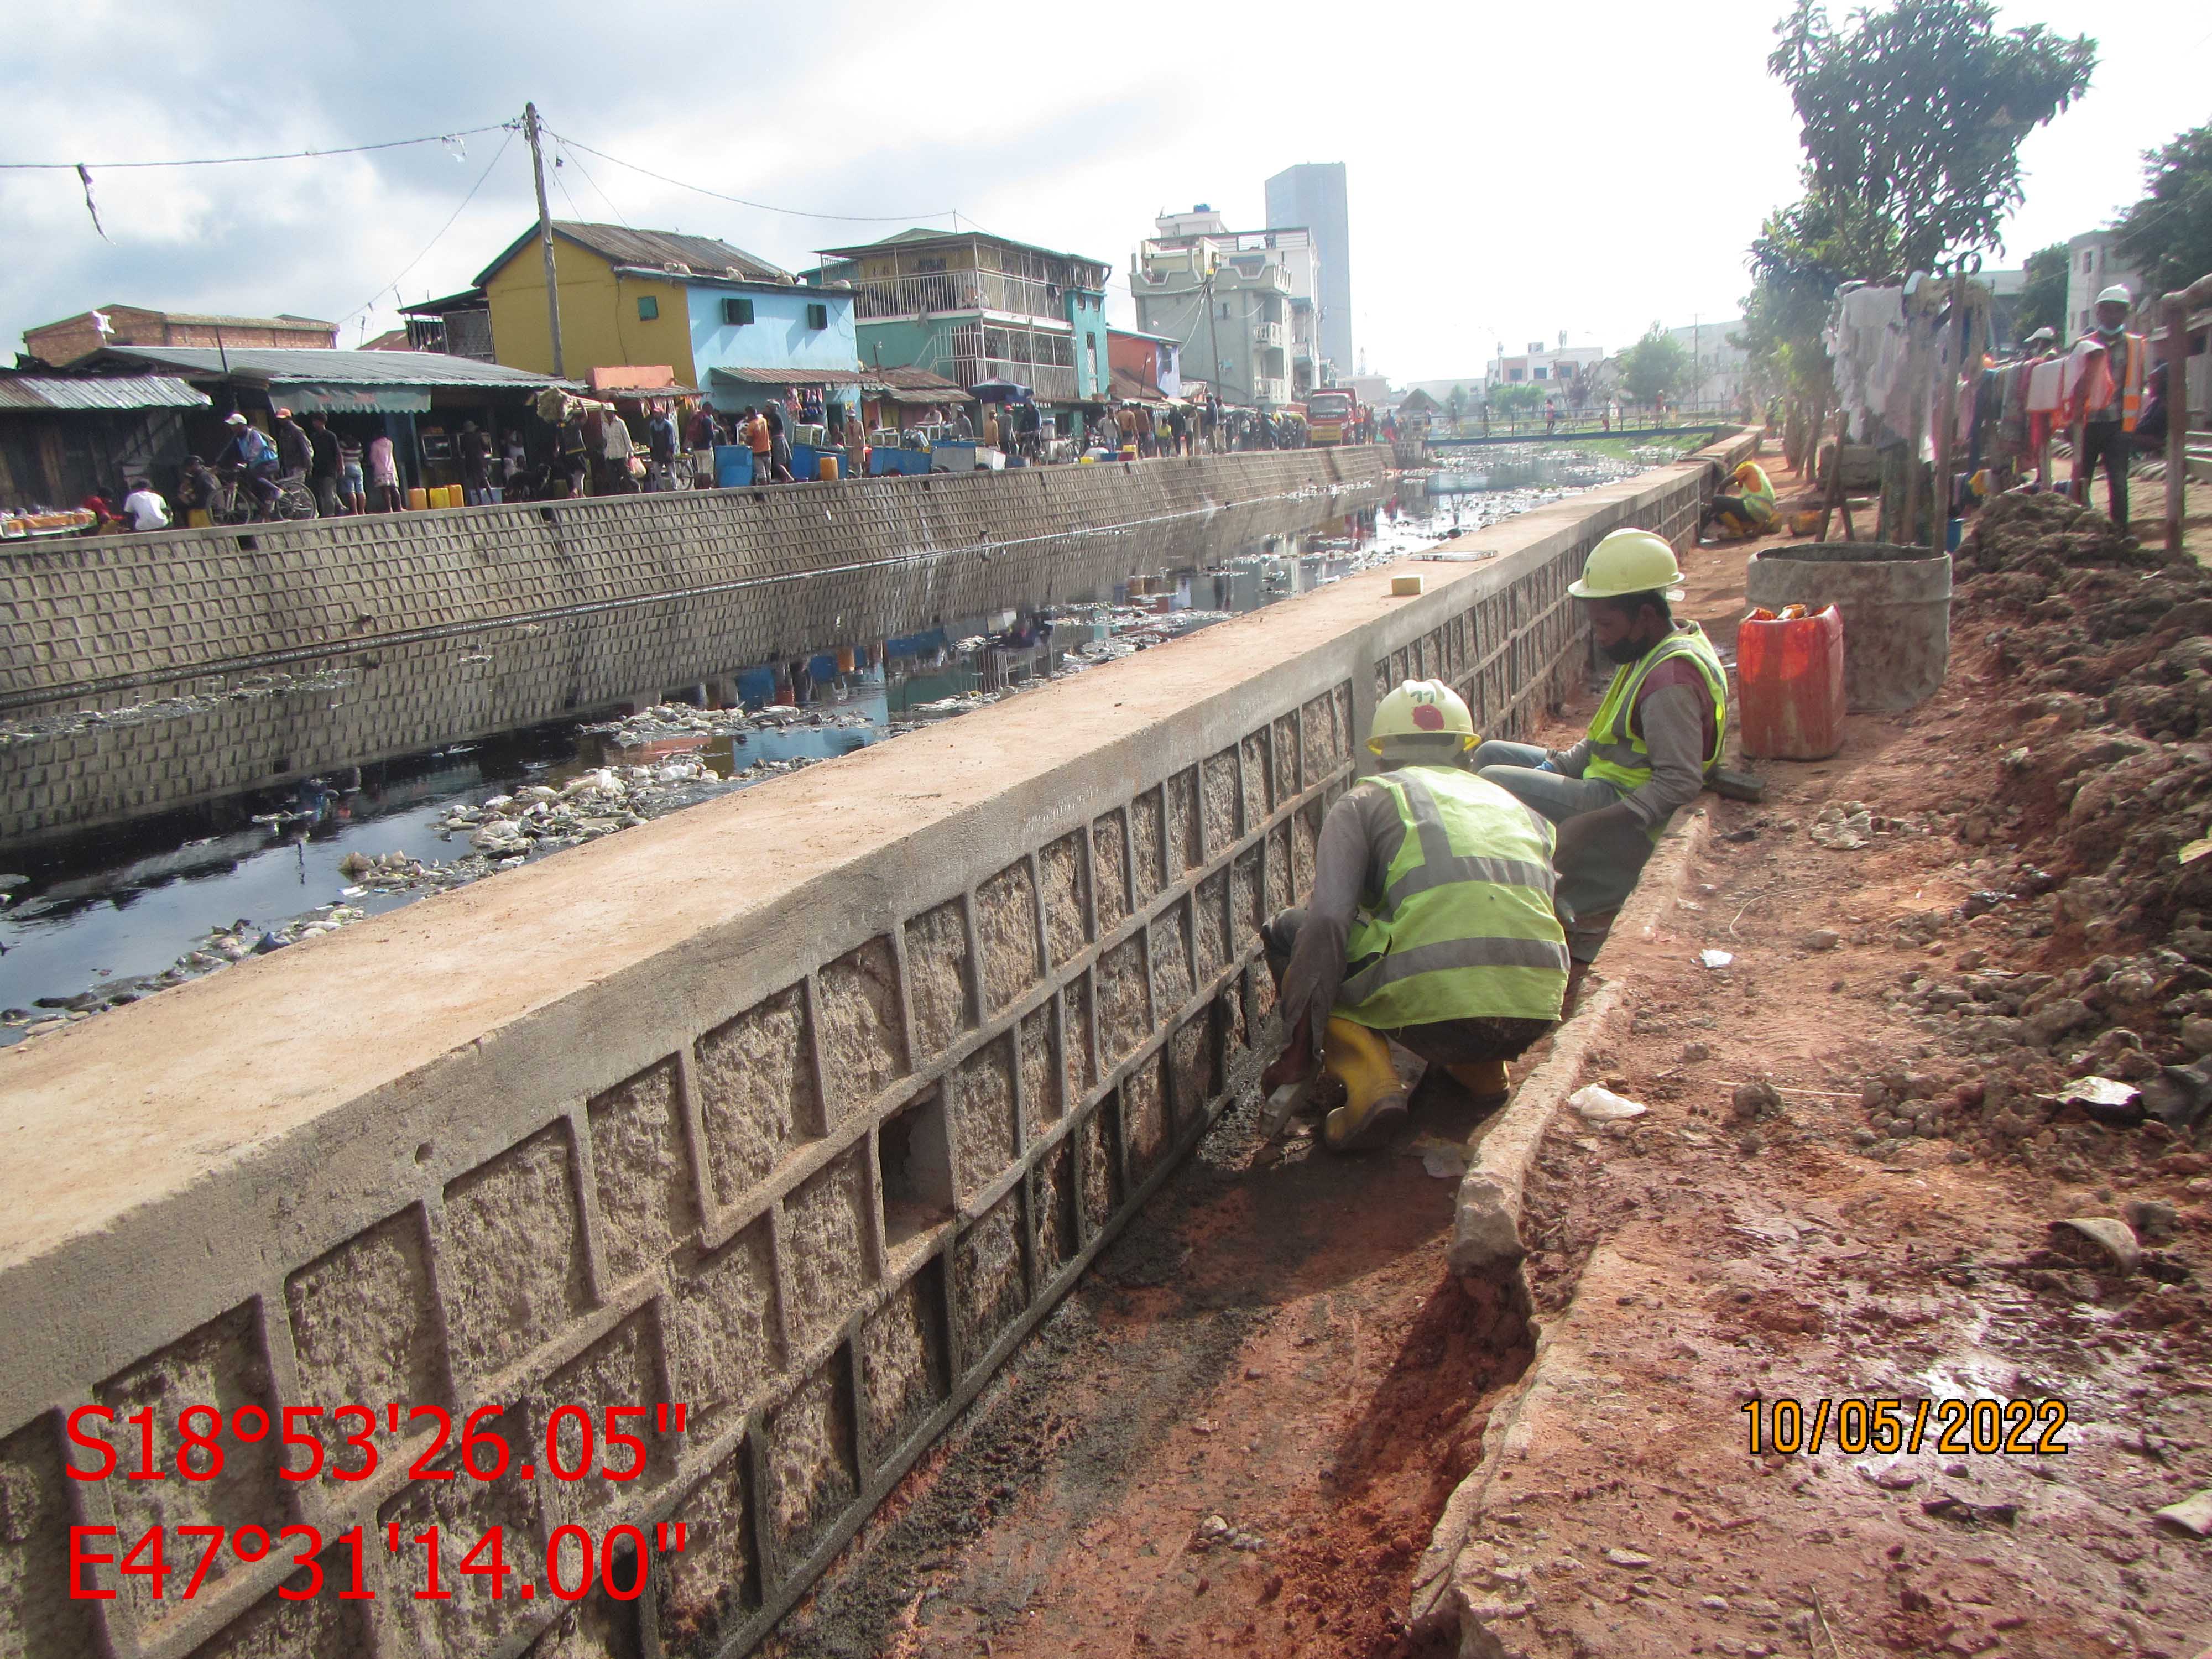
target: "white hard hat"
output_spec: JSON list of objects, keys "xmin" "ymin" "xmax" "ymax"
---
[
  {"xmin": 2096, "ymin": 284, "xmax": 2132, "ymax": 307},
  {"xmin": 223, "ymin": 412, "xmax": 248, "ymax": 425}
]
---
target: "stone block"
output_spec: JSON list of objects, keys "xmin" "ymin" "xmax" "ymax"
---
[
  {"xmin": 1152, "ymin": 900, "xmax": 1194, "ymax": 1014},
  {"xmin": 1129, "ymin": 787, "xmax": 1166, "ymax": 901},
  {"xmin": 658, "ymin": 1448, "xmax": 757, "ymax": 1658},
  {"xmin": 781, "ymin": 1148, "xmax": 875, "ymax": 1354},
  {"xmin": 1272, "ymin": 712, "xmax": 1302, "ymax": 799},
  {"xmin": 815, "ymin": 936, "xmax": 908, "ymax": 1116},
  {"xmin": 284, "ymin": 1204, "xmax": 442, "ymax": 1420},
  {"xmin": 1037, "ymin": 832, "xmax": 1088, "ymax": 968},
  {"xmin": 1266, "ymin": 823, "xmax": 1292, "ymax": 915},
  {"xmin": 1121, "ymin": 1056, "xmax": 1170, "ymax": 1181},
  {"xmin": 973, "ymin": 860, "xmax": 1041, "ymax": 1014},
  {"xmin": 1292, "ymin": 803, "xmax": 1321, "ymax": 900},
  {"xmin": 587, "ymin": 1058, "xmax": 696, "ymax": 1285},
  {"xmin": 693, "ymin": 987, "xmax": 818, "ymax": 1209},
  {"xmin": 1018, "ymin": 1003, "xmax": 1060, "ymax": 1129},
  {"xmin": 904, "ymin": 900, "xmax": 973, "ymax": 1060},
  {"xmin": 953, "ymin": 1195, "xmax": 1025, "ymax": 1368},
  {"xmin": 1202, "ymin": 747, "xmax": 1241, "ymax": 852},
  {"xmin": 1166, "ymin": 767, "xmax": 1203, "ymax": 873},
  {"xmin": 533, "ymin": 1313, "xmax": 667, "ymax": 1528},
  {"xmin": 1079, "ymin": 1103, "xmax": 1118, "ymax": 1234},
  {"xmin": 442, "ymin": 1122, "xmax": 591, "ymax": 1384},
  {"xmin": 91, "ymin": 1304, "xmax": 283, "ymax": 1625},
  {"xmin": 1241, "ymin": 729, "xmax": 1273, "ymax": 822},
  {"xmin": 190, "ymin": 1556, "xmax": 373, "ymax": 1659},
  {"xmin": 0, "ymin": 1417, "xmax": 98, "ymax": 1659},
  {"xmin": 1090, "ymin": 809, "xmax": 1130, "ymax": 932},
  {"xmin": 377, "ymin": 1401, "xmax": 539, "ymax": 1657},
  {"xmin": 950, "ymin": 1034, "xmax": 1018, "ymax": 1202},
  {"xmin": 859, "ymin": 1259, "xmax": 946, "ymax": 1459},
  {"xmin": 520, "ymin": 1595, "xmax": 642, "ymax": 1659},
  {"xmin": 1032, "ymin": 1138, "xmax": 1078, "ymax": 1279},
  {"xmin": 1095, "ymin": 938, "xmax": 1151, "ymax": 1066},
  {"xmin": 1170, "ymin": 1015, "xmax": 1217, "ymax": 1122},
  {"xmin": 1062, "ymin": 973, "xmax": 1096, "ymax": 1104},
  {"xmin": 667, "ymin": 1217, "xmax": 780, "ymax": 1434},
  {"xmin": 1194, "ymin": 869, "xmax": 1231, "ymax": 980},
  {"xmin": 766, "ymin": 1357, "xmax": 857, "ymax": 1564}
]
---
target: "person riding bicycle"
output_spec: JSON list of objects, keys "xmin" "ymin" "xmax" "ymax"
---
[{"xmin": 217, "ymin": 413, "xmax": 283, "ymax": 518}]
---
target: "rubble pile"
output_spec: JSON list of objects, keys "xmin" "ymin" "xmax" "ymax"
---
[{"xmin": 1846, "ymin": 492, "xmax": 2212, "ymax": 1176}]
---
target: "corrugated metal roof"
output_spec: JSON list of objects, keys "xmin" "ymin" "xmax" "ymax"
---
[
  {"xmin": 89, "ymin": 346, "xmax": 572, "ymax": 390},
  {"xmin": 472, "ymin": 221, "xmax": 787, "ymax": 289},
  {"xmin": 0, "ymin": 375, "xmax": 211, "ymax": 411}
]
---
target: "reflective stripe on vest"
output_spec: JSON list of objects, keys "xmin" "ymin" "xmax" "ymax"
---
[
  {"xmin": 2120, "ymin": 333, "xmax": 2145, "ymax": 432},
  {"xmin": 1337, "ymin": 767, "xmax": 1569, "ymax": 1029},
  {"xmin": 1582, "ymin": 623, "xmax": 1729, "ymax": 800}
]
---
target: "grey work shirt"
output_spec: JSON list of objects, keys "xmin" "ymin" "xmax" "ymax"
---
[
  {"xmin": 1275, "ymin": 778, "xmax": 1422, "ymax": 1060},
  {"xmin": 1550, "ymin": 630, "xmax": 1718, "ymax": 828}
]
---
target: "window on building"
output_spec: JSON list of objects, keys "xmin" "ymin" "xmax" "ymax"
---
[
  {"xmin": 1088, "ymin": 332, "xmax": 1099, "ymax": 386},
  {"xmin": 722, "ymin": 297, "xmax": 755, "ymax": 326},
  {"xmin": 636, "ymin": 295, "xmax": 659, "ymax": 321},
  {"xmin": 1508, "ymin": 368, "xmax": 1525, "ymax": 382},
  {"xmin": 1220, "ymin": 302, "xmax": 1231, "ymax": 319},
  {"xmin": 1533, "ymin": 367, "xmax": 1548, "ymax": 380},
  {"xmin": 2083, "ymin": 251, "xmax": 2094, "ymax": 273},
  {"xmin": 805, "ymin": 302, "xmax": 829, "ymax": 331}
]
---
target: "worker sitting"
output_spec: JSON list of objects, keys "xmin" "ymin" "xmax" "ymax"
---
[
  {"xmin": 1259, "ymin": 680, "xmax": 1570, "ymax": 1152},
  {"xmin": 1700, "ymin": 459, "xmax": 1778, "ymax": 541},
  {"xmin": 1473, "ymin": 529, "xmax": 1728, "ymax": 958}
]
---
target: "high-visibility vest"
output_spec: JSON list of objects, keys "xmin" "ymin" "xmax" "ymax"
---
[
  {"xmin": 1337, "ymin": 767, "xmax": 1569, "ymax": 1029},
  {"xmin": 1583, "ymin": 623, "xmax": 1730, "ymax": 799},
  {"xmin": 2109, "ymin": 331, "xmax": 2145, "ymax": 432}
]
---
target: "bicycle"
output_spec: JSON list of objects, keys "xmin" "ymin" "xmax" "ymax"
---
[{"xmin": 213, "ymin": 466, "xmax": 319, "ymax": 524}]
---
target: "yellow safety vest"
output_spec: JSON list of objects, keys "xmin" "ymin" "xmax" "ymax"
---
[
  {"xmin": 1338, "ymin": 767, "xmax": 1569, "ymax": 1029},
  {"xmin": 1583, "ymin": 623, "xmax": 1729, "ymax": 799}
]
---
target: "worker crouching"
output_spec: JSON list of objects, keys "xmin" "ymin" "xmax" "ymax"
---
[
  {"xmin": 1473, "ymin": 528, "xmax": 1728, "ymax": 960},
  {"xmin": 1700, "ymin": 459, "xmax": 1777, "ymax": 541},
  {"xmin": 1260, "ymin": 680, "xmax": 1570, "ymax": 1152}
]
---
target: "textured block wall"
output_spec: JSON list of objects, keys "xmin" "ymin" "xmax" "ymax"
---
[
  {"xmin": 0, "ymin": 451, "xmax": 1380, "ymax": 843},
  {"xmin": 0, "ymin": 439, "xmax": 1743, "ymax": 1659}
]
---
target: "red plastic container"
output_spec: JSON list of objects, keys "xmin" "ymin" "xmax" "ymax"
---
[{"xmin": 1738, "ymin": 604, "xmax": 1846, "ymax": 759}]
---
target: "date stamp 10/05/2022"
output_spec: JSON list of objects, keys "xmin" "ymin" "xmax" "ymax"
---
[{"xmin": 1743, "ymin": 1396, "xmax": 2070, "ymax": 1458}]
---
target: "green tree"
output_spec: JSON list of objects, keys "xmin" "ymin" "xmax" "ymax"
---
[
  {"xmin": 1771, "ymin": 0, "xmax": 2096, "ymax": 271},
  {"xmin": 2015, "ymin": 242, "xmax": 2071, "ymax": 336},
  {"xmin": 1489, "ymin": 382, "xmax": 1545, "ymax": 418},
  {"xmin": 1618, "ymin": 325, "xmax": 1691, "ymax": 407},
  {"xmin": 2113, "ymin": 119, "xmax": 2212, "ymax": 300}
]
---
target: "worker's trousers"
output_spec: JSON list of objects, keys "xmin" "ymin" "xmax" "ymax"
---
[{"xmin": 1471, "ymin": 740, "xmax": 1654, "ymax": 946}]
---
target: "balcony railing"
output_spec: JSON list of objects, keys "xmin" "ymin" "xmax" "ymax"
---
[
  {"xmin": 847, "ymin": 270, "xmax": 1060, "ymax": 321},
  {"xmin": 951, "ymin": 357, "xmax": 1078, "ymax": 400},
  {"xmin": 1251, "ymin": 376, "xmax": 1290, "ymax": 405},
  {"xmin": 1251, "ymin": 321, "xmax": 1285, "ymax": 348}
]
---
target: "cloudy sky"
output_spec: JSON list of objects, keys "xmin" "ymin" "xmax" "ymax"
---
[{"xmin": 3, "ymin": 1, "xmax": 2203, "ymax": 383}]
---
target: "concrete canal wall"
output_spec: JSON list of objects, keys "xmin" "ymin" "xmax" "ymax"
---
[
  {"xmin": 0, "ymin": 450, "xmax": 1381, "ymax": 843},
  {"xmin": 0, "ymin": 435, "xmax": 1749, "ymax": 1659}
]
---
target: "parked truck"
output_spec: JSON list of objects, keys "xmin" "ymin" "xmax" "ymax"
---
[{"xmin": 1305, "ymin": 387, "xmax": 1363, "ymax": 446}]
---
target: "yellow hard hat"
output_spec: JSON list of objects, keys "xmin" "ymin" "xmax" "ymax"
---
[
  {"xmin": 1568, "ymin": 528, "xmax": 1686, "ymax": 601},
  {"xmin": 1368, "ymin": 679, "xmax": 1477, "ymax": 754}
]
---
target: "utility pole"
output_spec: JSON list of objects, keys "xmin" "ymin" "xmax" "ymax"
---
[
  {"xmin": 524, "ymin": 102, "xmax": 565, "ymax": 378},
  {"xmin": 1203, "ymin": 255, "xmax": 1229, "ymax": 413}
]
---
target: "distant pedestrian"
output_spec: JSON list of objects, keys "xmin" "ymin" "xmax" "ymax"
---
[
  {"xmin": 764, "ymin": 401, "xmax": 793, "ymax": 482},
  {"xmin": 337, "ymin": 431, "xmax": 366, "ymax": 514},
  {"xmin": 307, "ymin": 413, "xmax": 343, "ymax": 516},
  {"xmin": 176, "ymin": 455, "xmax": 218, "ymax": 528},
  {"xmin": 273, "ymin": 408, "xmax": 312, "ymax": 479},
  {"xmin": 557, "ymin": 411, "xmax": 591, "ymax": 498},
  {"xmin": 458, "ymin": 420, "xmax": 492, "ymax": 505},
  {"xmin": 743, "ymin": 404, "xmax": 771, "ymax": 481},
  {"xmin": 953, "ymin": 407, "xmax": 974, "ymax": 441},
  {"xmin": 122, "ymin": 477, "xmax": 171, "ymax": 531},
  {"xmin": 367, "ymin": 431, "xmax": 402, "ymax": 512},
  {"xmin": 646, "ymin": 404, "xmax": 679, "ymax": 465}
]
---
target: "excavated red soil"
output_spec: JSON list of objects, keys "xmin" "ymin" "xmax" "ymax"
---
[{"xmin": 768, "ymin": 459, "xmax": 2212, "ymax": 1659}]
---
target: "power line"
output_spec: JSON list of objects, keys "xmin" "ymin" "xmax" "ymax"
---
[
  {"xmin": 553, "ymin": 139, "xmax": 632, "ymax": 231},
  {"xmin": 335, "ymin": 125, "xmax": 518, "ymax": 332},
  {"xmin": 0, "ymin": 122, "xmax": 517, "ymax": 171},
  {"xmin": 541, "ymin": 127, "xmax": 956, "ymax": 226}
]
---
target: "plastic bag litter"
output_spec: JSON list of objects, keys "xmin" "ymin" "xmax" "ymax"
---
[
  {"xmin": 1697, "ymin": 949, "xmax": 1734, "ymax": 969},
  {"xmin": 1569, "ymin": 1084, "xmax": 1647, "ymax": 1122},
  {"xmin": 1406, "ymin": 1133, "xmax": 1470, "ymax": 1179}
]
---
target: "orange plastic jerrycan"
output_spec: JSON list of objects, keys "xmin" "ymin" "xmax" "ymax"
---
[{"xmin": 1738, "ymin": 603, "xmax": 1845, "ymax": 760}]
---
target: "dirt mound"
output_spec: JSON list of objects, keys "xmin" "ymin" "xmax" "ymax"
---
[{"xmin": 1846, "ymin": 490, "xmax": 2212, "ymax": 1166}]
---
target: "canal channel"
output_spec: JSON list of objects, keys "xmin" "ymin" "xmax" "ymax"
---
[{"xmin": 0, "ymin": 444, "xmax": 1687, "ymax": 1037}]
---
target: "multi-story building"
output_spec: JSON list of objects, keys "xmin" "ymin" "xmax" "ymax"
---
[
  {"xmin": 1107, "ymin": 329, "xmax": 1182, "ymax": 401},
  {"xmin": 2066, "ymin": 231, "xmax": 2142, "ymax": 340},
  {"xmin": 808, "ymin": 228, "xmax": 1113, "ymax": 409},
  {"xmin": 1663, "ymin": 319, "xmax": 1751, "ymax": 409},
  {"xmin": 22, "ymin": 306, "xmax": 336, "ymax": 367},
  {"xmin": 1133, "ymin": 208, "xmax": 1300, "ymax": 408},
  {"xmin": 1485, "ymin": 337, "xmax": 1606, "ymax": 394},
  {"xmin": 1264, "ymin": 164, "xmax": 1352, "ymax": 378}
]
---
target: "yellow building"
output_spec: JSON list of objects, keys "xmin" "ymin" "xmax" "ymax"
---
[{"xmin": 476, "ymin": 221, "xmax": 790, "ymax": 388}]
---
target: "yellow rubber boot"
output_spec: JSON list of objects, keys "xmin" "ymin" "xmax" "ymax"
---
[
  {"xmin": 1320, "ymin": 1017, "xmax": 1409, "ymax": 1152},
  {"xmin": 1447, "ymin": 1060, "xmax": 1511, "ymax": 1109}
]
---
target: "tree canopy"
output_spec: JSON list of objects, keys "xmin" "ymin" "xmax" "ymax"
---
[
  {"xmin": 1618, "ymin": 326, "xmax": 1691, "ymax": 406},
  {"xmin": 2015, "ymin": 243, "xmax": 2070, "ymax": 337},
  {"xmin": 2113, "ymin": 119, "xmax": 2212, "ymax": 300},
  {"xmin": 1771, "ymin": 0, "xmax": 2095, "ymax": 272},
  {"xmin": 1489, "ymin": 382, "xmax": 1545, "ymax": 417}
]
